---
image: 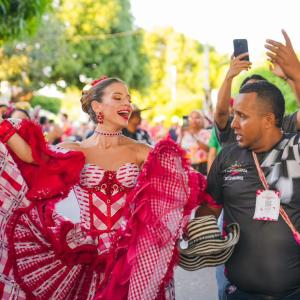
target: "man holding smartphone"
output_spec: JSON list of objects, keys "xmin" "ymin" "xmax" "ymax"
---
[
  {"xmin": 208, "ymin": 31, "xmax": 300, "ymax": 299},
  {"xmin": 208, "ymin": 80, "xmax": 300, "ymax": 300}
]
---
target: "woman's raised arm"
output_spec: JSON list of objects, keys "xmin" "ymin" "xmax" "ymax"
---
[
  {"xmin": 0, "ymin": 119, "xmax": 34, "ymax": 163},
  {"xmin": 6, "ymin": 133, "xmax": 34, "ymax": 163}
]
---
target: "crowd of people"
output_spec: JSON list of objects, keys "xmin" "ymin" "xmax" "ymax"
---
[{"xmin": 0, "ymin": 30, "xmax": 299, "ymax": 300}]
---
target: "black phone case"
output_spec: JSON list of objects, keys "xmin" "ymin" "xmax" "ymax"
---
[{"xmin": 233, "ymin": 39, "xmax": 249, "ymax": 61}]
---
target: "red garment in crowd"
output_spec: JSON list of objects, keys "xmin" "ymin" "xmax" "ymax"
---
[{"xmin": 0, "ymin": 120, "xmax": 217, "ymax": 299}]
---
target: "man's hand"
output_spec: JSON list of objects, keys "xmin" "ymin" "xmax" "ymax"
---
[
  {"xmin": 265, "ymin": 30, "xmax": 300, "ymax": 82},
  {"xmin": 269, "ymin": 63, "xmax": 287, "ymax": 80},
  {"xmin": 225, "ymin": 53, "xmax": 252, "ymax": 80}
]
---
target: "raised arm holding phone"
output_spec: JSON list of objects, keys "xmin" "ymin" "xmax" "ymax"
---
[{"xmin": 214, "ymin": 52, "xmax": 252, "ymax": 131}]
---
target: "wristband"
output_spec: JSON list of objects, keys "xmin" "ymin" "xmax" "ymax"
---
[{"xmin": 0, "ymin": 120, "xmax": 17, "ymax": 143}]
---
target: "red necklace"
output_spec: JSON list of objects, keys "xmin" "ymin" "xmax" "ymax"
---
[{"xmin": 95, "ymin": 129, "xmax": 122, "ymax": 136}]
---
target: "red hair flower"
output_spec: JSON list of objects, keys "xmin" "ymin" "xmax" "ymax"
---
[{"xmin": 91, "ymin": 75, "xmax": 109, "ymax": 87}]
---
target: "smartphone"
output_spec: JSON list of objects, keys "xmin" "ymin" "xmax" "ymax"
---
[
  {"xmin": 182, "ymin": 115, "xmax": 189, "ymax": 128},
  {"xmin": 233, "ymin": 39, "xmax": 249, "ymax": 61}
]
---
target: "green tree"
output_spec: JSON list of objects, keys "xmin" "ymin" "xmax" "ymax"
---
[
  {"xmin": 22, "ymin": 14, "xmax": 69, "ymax": 90},
  {"xmin": 0, "ymin": 48, "xmax": 28, "ymax": 83},
  {"xmin": 1, "ymin": 12, "xmax": 70, "ymax": 92},
  {"xmin": 31, "ymin": 95, "xmax": 62, "ymax": 114},
  {"xmin": 1, "ymin": 0, "xmax": 149, "ymax": 97},
  {"xmin": 0, "ymin": 0, "xmax": 51, "ymax": 43},
  {"xmin": 56, "ymin": 0, "xmax": 149, "ymax": 90},
  {"xmin": 134, "ymin": 27, "xmax": 229, "ymax": 124}
]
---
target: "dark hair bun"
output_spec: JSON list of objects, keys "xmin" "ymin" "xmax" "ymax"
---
[{"xmin": 80, "ymin": 90, "xmax": 91, "ymax": 113}]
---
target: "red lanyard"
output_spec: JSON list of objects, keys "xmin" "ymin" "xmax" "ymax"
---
[{"xmin": 252, "ymin": 151, "xmax": 269, "ymax": 190}]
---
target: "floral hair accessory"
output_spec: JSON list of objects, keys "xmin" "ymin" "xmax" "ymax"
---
[
  {"xmin": 82, "ymin": 76, "xmax": 110, "ymax": 93},
  {"xmin": 91, "ymin": 75, "xmax": 109, "ymax": 87}
]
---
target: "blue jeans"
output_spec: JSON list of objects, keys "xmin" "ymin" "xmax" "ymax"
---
[
  {"xmin": 216, "ymin": 264, "xmax": 229, "ymax": 300},
  {"xmin": 216, "ymin": 211, "xmax": 229, "ymax": 300},
  {"xmin": 223, "ymin": 284, "xmax": 300, "ymax": 300}
]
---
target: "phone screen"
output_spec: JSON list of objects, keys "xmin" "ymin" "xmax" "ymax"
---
[{"xmin": 233, "ymin": 39, "xmax": 249, "ymax": 61}]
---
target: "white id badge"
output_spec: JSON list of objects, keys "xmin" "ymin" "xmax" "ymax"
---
[{"xmin": 253, "ymin": 189, "xmax": 280, "ymax": 221}]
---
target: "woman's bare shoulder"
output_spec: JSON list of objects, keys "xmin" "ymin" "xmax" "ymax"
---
[
  {"xmin": 133, "ymin": 142, "xmax": 152, "ymax": 164},
  {"xmin": 57, "ymin": 141, "xmax": 82, "ymax": 151},
  {"xmin": 122, "ymin": 136, "xmax": 151, "ymax": 148},
  {"xmin": 136, "ymin": 141, "xmax": 152, "ymax": 153},
  {"xmin": 120, "ymin": 136, "xmax": 152, "ymax": 163}
]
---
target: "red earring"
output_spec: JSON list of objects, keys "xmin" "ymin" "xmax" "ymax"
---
[{"xmin": 97, "ymin": 112, "xmax": 104, "ymax": 124}]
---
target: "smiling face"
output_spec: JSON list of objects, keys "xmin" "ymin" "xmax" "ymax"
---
[
  {"xmin": 91, "ymin": 82, "xmax": 132, "ymax": 130},
  {"xmin": 231, "ymin": 92, "xmax": 270, "ymax": 150}
]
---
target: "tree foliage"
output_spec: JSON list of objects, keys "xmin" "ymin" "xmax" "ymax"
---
[
  {"xmin": 133, "ymin": 27, "xmax": 229, "ymax": 124},
  {"xmin": 56, "ymin": 0, "xmax": 149, "ymax": 90},
  {"xmin": 0, "ymin": 0, "xmax": 149, "ymax": 102},
  {"xmin": 0, "ymin": 48, "xmax": 28, "ymax": 83},
  {"xmin": 31, "ymin": 95, "xmax": 62, "ymax": 114},
  {"xmin": 0, "ymin": 0, "xmax": 51, "ymax": 43},
  {"xmin": 5, "ymin": 0, "xmax": 149, "ymax": 90},
  {"xmin": 1, "ymin": 12, "xmax": 70, "ymax": 93}
]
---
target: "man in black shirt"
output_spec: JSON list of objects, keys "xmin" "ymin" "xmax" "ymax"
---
[{"xmin": 208, "ymin": 80, "xmax": 300, "ymax": 299}]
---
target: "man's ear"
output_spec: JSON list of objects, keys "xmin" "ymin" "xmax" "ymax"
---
[{"xmin": 264, "ymin": 112, "xmax": 276, "ymax": 129}]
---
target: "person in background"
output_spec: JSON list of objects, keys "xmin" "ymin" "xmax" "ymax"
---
[
  {"xmin": 180, "ymin": 109, "xmax": 210, "ymax": 175},
  {"xmin": 207, "ymin": 99, "xmax": 233, "ymax": 173},
  {"xmin": 60, "ymin": 112, "xmax": 72, "ymax": 140},
  {"xmin": 39, "ymin": 116, "xmax": 63, "ymax": 145},
  {"xmin": 122, "ymin": 104, "xmax": 153, "ymax": 145},
  {"xmin": 77, "ymin": 122, "xmax": 91, "ymax": 140},
  {"xmin": 0, "ymin": 104, "xmax": 8, "ymax": 118},
  {"xmin": 149, "ymin": 118, "xmax": 167, "ymax": 143},
  {"xmin": 10, "ymin": 108, "xmax": 31, "ymax": 120},
  {"xmin": 31, "ymin": 105, "xmax": 41, "ymax": 123},
  {"xmin": 207, "ymin": 126, "xmax": 222, "ymax": 173},
  {"xmin": 168, "ymin": 116, "xmax": 181, "ymax": 142}
]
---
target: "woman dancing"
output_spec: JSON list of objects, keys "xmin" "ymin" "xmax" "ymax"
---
[{"xmin": 0, "ymin": 76, "xmax": 215, "ymax": 299}]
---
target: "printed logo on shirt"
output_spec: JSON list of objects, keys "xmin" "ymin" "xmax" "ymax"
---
[{"xmin": 224, "ymin": 161, "xmax": 247, "ymax": 181}]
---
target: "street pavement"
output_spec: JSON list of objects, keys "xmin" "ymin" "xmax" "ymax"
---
[{"xmin": 175, "ymin": 267, "xmax": 218, "ymax": 300}]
